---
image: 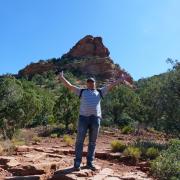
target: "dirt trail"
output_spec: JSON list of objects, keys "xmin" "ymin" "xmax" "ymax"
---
[
  {"xmin": 0, "ymin": 144, "xmax": 153, "ymax": 180},
  {"xmin": 0, "ymin": 129, "xmax": 166, "ymax": 179}
]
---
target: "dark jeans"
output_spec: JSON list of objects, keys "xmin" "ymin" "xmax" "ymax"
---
[{"xmin": 74, "ymin": 115, "xmax": 100, "ymax": 167}]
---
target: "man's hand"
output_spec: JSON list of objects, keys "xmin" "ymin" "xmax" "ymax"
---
[
  {"xmin": 106, "ymin": 75, "xmax": 125, "ymax": 91},
  {"xmin": 112, "ymin": 74, "xmax": 125, "ymax": 85},
  {"xmin": 107, "ymin": 73, "xmax": 137, "ymax": 91},
  {"xmin": 58, "ymin": 70, "xmax": 79, "ymax": 92},
  {"xmin": 120, "ymin": 74, "xmax": 137, "ymax": 90}
]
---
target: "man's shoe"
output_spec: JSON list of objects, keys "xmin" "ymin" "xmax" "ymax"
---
[
  {"xmin": 74, "ymin": 166, "xmax": 81, "ymax": 171},
  {"xmin": 86, "ymin": 164, "xmax": 97, "ymax": 171}
]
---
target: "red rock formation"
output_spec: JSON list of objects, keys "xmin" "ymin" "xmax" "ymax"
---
[
  {"xmin": 62, "ymin": 35, "xmax": 110, "ymax": 58},
  {"xmin": 18, "ymin": 61, "xmax": 57, "ymax": 77},
  {"xmin": 62, "ymin": 58, "xmax": 133, "ymax": 84},
  {"xmin": 18, "ymin": 35, "xmax": 133, "ymax": 84}
]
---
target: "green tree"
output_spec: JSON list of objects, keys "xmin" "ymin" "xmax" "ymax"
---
[
  {"xmin": 0, "ymin": 77, "xmax": 24, "ymax": 139},
  {"xmin": 136, "ymin": 59, "xmax": 180, "ymax": 135},
  {"xmin": 159, "ymin": 62, "xmax": 180, "ymax": 135},
  {"xmin": 53, "ymin": 86, "xmax": 79, "ymax": 130},
  {"xmin": 102, "ymin": 85, "xmax": 142, "ymax": 127},
  {"xmin": 32, "ymin": 89, "xmax": 55, "ymax": 126}
]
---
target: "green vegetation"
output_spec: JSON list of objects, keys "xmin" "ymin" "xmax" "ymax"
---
[
  {"xmin": 32, "ymin": 136, "xmax": 42, "ymax": 143},
  {"xmin": 0, "ymin": 58, "xmax": 179, "ymax": 140},
  {"xmin": 130, "ymin": 139, "xmax": 167, "ymax": 163},
  {"xmin": 63, "ymin": 134, "xmax": 74, "ymax": 146},
  {"xmin": 0, "ymin": 56, "xmax": 179, "ymax": 179},
  {"xmin": 145, "ymin": 147, "xmax": 159, "ymax": 159},
  {"xmin": 103, "ymin": 59, "xmax": 180, "ymax": 136},
  {"xmin": 123, "ymin": 146, "xmax": 142, "ymax": 162},
  {"xmin": 150, "ymin": 139, "xmax": 180, "ymax": 180},
  {"xmin": 50, "ymin": 133, "xmax": 58, "ymax": 138},
  {"xmin": 121, "ymin": 125, "xmax": 135, "ymax": 134},
  {"xmin": 111, "ymin": 140, "xmax": 126, "ymax": 152},
  {"xmin": 0, "ymin": 71, "xmax": 79, "ymax": 139}
]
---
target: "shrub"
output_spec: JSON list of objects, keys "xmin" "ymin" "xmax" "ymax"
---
[
  {"xmin": 168, "ymin": 138, "xmax": 180, "ymax": 147},
  {"xmin": 12, "ymin": 139, "xmax": 26, "ymax": 146},
  {"xmin": 68, "ymin": 123, "xmax": 75, "ymax": 132},
  {"xmin": 101, "ymin": 119, "xmax": 113, "ymax": 127},
  {"xmin": 150, "ymin": 139, "xmax": 180, "ymax": 180},
  {"xmin": 123, "ymin": 147, "xmax": 142, "ymax": 161},
  {"xmin": 111, "ymin": 140, "xmax": 126, "ymax": 152},
  {"xmin": 147, "ymin": 127, "xmax": 159, "ymax": 134},
  {"xmin": 50, "ymin": 133, "xmax": 58, "ymax": 138},
  {"xmin": 121, "ymin": 125, "xmax": 134, "ymax": 134},
  {"xmin": 133, "ymin": 139, "xmax": 167, "ymax": 157},
  {"xmin": 12, "ymin": 129, "xmax": 35, "ymax": 145},
  {"xmin": 0, "ymin": 144, "xmax": 4, "ymax": 155},
  {"xmin": 59, "ymin": 123, "xmax": 65, "ymax": 130},
  {"xmin": 146, "ymin": 147, "xmax": 159, "ymax": 159},
  {"xmin": 0, "ymin": 140, "xmax": 16, "ymax": 155},
  {"xmin": 63, "ymin": 135, "xmax": 74, "ymax": 146},
  {"xmin": 32, "ymin": 136, "xmax": 42, "ymax": 143}
]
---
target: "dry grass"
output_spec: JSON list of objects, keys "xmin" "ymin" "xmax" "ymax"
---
[
  {"xmin": 63, "ymin": 135, "xmax": 74, "ymax": 146},
  {"xmin": 32, "ymin": 136, "xmax": 42, "ymax": 143},
  {"xmin": 0, "ymin": 140, "xmax": 16, "ymax": 155}
]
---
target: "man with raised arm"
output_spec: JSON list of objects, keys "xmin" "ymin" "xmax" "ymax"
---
[{"xmin": 59, "ymin": 71, "xmax": 133, "ymax": 171}]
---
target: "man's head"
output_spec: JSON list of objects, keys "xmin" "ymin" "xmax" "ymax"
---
[{"xmin": 86, "ymin": 77, "xmax": 96, "ymax": 89}]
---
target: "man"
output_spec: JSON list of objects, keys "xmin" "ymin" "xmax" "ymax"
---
[{"xmin": 59, "ymin": 71, "xmax": 133, "ymax": 171}]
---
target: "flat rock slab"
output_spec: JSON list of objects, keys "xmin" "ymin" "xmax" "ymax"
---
[
  {"xmin": 9, "ymin": 162, "xmax": 62, "ymax": 176},
  {"xmin": 15, "ymin": 146, "xmax": 34, "ymax": 152},
  {"xmin": 89, "ymin": 168, "xmax": 114, "ymax": 180},
  {"xmin": 120, "ymin": 171, "xmax": 153, "ymax": 180},
  {"xmin": 51, "ymin": 167, "xmax": 119, "ymax": 180},
  {"xmin": 50, "ymin": 166, "xmax": 98, "ymax": 180},
  {"xmin": 0, "ymin": 156, "xmax": 20, "ymax": 167},
  {"xmin": 51, "ymin": 167, "xmax": 154, "ymax": 180},
  {"xmin": 1, "ymin": 145, "xmax": 154, "ymax": 180}
]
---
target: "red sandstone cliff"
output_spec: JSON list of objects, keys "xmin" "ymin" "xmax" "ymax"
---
[{"xmin": 18, "ymin": 35, "xmax": 133, "ymax": 84}]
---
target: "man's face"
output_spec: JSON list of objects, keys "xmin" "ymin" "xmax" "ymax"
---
[{"xmin": 87, "ymin": 81, "xmax": 96, "ymax": 89}]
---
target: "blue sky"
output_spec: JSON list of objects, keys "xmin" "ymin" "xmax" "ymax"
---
[{"xmin": 0, "ymin": 0, "xmax": 179, "ymax": 80}]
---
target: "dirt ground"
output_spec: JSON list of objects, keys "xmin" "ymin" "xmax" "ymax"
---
[{"xmin": 0, "ymin": 128, "xmax": 168, "ymax": 180}]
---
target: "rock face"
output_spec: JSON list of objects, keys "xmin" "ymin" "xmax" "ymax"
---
[
  {"xmin": 18, "ymin": 61, "xmax": 57, "ymax": 78},
  {"xmin": 18, "ymin": 35, "xmax": 133, "ymax": 84},
  {"xmin": 62, "ymin": 35, "xmax": 110, "ymax": 58},
  {"xmin": 1, "ymin": 145, "xmax": 153, "ymax": 180}
]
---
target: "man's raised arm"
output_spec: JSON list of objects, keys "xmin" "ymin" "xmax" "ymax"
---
[
  {"xmin": 58, "ymin": 71, "xmax": 79, "ymax": 93},
  {"xmin": 106, "ymin": 75, "xmax": 135, "ymax": 92}
]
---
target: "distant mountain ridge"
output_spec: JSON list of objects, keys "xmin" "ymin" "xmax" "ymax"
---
[{"xmin": 17, "ymin": 35, "xmax": 133, "ymax": 83}]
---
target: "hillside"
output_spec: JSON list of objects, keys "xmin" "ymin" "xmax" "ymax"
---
[
  {"xmin": 0, "ymin": 36, "xmax": 179, "ymax": 180},
  {"xmin": 18, "ymin": 35, "xmax": 133, "ymax": 84}
]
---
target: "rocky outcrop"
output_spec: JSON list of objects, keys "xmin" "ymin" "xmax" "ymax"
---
[
  {"xmin": 18, "ymin": 61, "xmax": 57, "ymax": 78},
  {"xmin": 62, "ymin": 58, "xmax": 133, "ymax": 83},
  {"xmin": 17, "ymin": 35, "xmax": 133, "ymax": 84},
  {"xmin": 62, "ymin": 35, "xmax": 110, "ymax": 58},
  {"xmin": 1, "ymin": 145, "xmax": 153, "ymax": 180},
  {"xmin": 0, "ymin": 143, "xmax": 153, "ymax": 180}
]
